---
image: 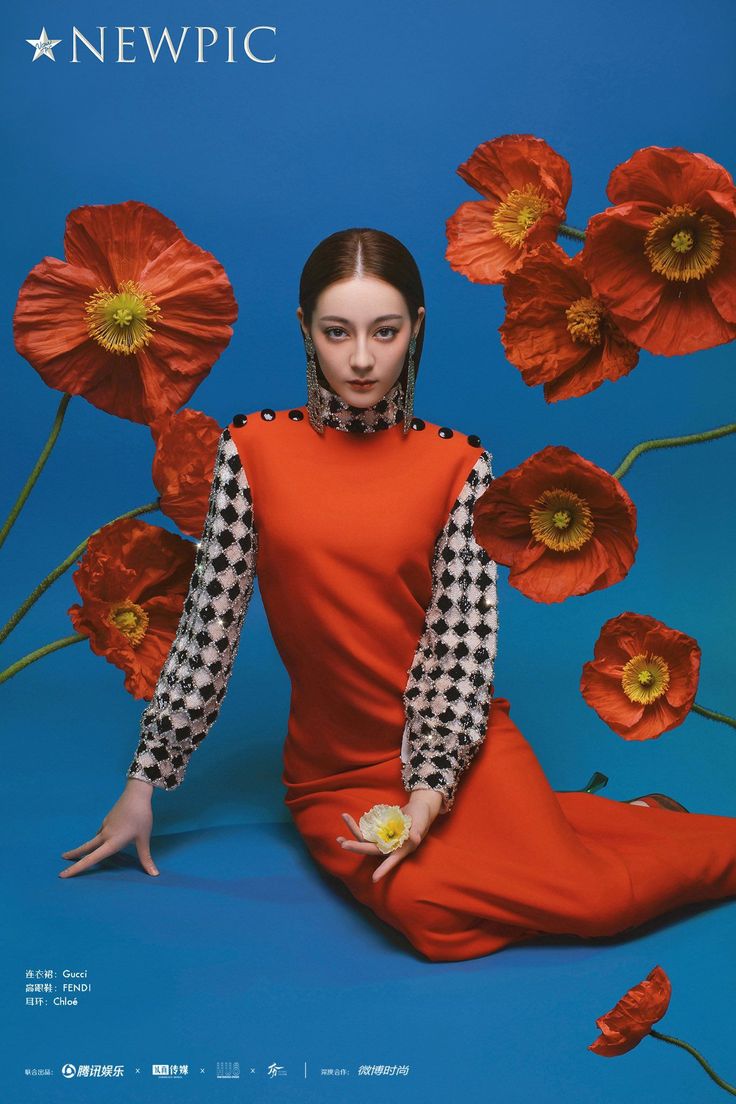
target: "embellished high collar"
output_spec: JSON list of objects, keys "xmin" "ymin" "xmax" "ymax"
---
[{"xmin": 317, "ymin": 379, "xmax": 404, "ymax": 433}]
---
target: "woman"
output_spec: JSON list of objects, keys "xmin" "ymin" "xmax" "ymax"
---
[{"xmin": 60, "ymin": 228, "xmax": 736, "ymax": 963}]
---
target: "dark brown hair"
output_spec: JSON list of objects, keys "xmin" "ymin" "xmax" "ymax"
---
[{"xmin": 299, "ymin": 228, "xmax": 426, "ymax": 389}]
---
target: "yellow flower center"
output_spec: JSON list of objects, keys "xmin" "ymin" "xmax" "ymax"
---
[
  {"xmin": 376, "ymin": 814, "xmax": 406, "ymax": 843},
  {"xmin": 492, "ymin": 184, "xmax": 550, "ymax": 247},
  {"xmin": 107, "ymin": 599, "xmax": 149, "ymax": 646},
  {"xmin": 620, "ymin": 652, "xmax": 670, "ymax": 705},
  {"xmin": 529, "ymin": 488, "xmax": 595, "ymax": 552},
  {"xmin": 644, "ymin": 203, "xmax": 723, "ymax": 282},
  {"xmin": 84, "ymin": 279, "xmax": 162, "ymax": 355},
  {"xmin": 566, "ymin": 296, "xmax": 606, "ymax": 345}
]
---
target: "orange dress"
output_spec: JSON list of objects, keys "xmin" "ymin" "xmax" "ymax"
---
[{"xmin": 129, "ymin": 380, "xmax": 736, "ymax": 962}]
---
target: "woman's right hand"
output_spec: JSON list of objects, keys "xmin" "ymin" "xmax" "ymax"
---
[{"xmin": 59, "ymin": 779, "xmax": 160, "ymax": 878}]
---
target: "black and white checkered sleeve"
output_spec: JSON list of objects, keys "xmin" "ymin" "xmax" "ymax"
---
[
  {"xmin": 400, "ymin": 449, "xmax": 498, "ymax": 813},
  {"xmin": 127, "ymin": 428, "xmax": 258, "ymax": 790}
]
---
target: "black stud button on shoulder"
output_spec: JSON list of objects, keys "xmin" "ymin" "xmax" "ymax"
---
[
  {"xmin": 288, "ymin": 409, "xmax": 304, "ymax": 421},
  {"xmin": 261, "ymin": 408, "xmax": 276, "ymax": 421},
  {"xmin": 467, "ymin": 434, "xmax": 482, "ymax": 447},
  {"xmin": 438, "ymin": 426, "xmax": 454, "ymax": 439},
  {"xmin": 410, "ymin": 417, "xmax": 425, "ymax": 431},
  {"xmin": 232, "ymin": 413, "xmax": 248, "ymax": 428}
]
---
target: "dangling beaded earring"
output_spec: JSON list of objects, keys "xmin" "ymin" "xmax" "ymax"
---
[
  {"xmin": 402, "ymin": 335, "xmax": 417, "ymax": 435},
  {"xmin": 304, "ymin": 333, "xmax": 325, "ymax": 436}
]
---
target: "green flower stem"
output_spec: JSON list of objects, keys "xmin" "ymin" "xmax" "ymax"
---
[
  {"xmin": 612, "ymin": 423, "xmax": 736, "ymax": 481},
  {"xmin": 0, "ymin": 393, "xmax": 73, "ymax": 552},
  {"xmin": 557, "ymin": 223, "xmax": 586, "ymax": 241},
  {"xmin": 691, "ymin": 702, "xmax": 736, "ymax": 730},
  {"xmin": 0, "ymin": 633, "xmax": 85, "ymax": 685},
  {"xmin": 649, "ymin": 1028, "xmax": 736, "ymax": 1096},
  {"xmin": 0, "ymin": 500, "xmax": 160, "ymax": 647}
]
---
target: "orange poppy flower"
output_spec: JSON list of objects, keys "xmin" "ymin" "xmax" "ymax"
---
[
  {"xmin": 68, "ymin": 518, "xmax": 197, "ymax": 699},
  {"xmin": 13, "ymin": 200, "xmax": 238, "ymax": 424},
  {"xmin": 589, "ymin": 966, "xmax": 672, "ymax": 1057},
  {"xmin": 580, "ymin": 612, "xmax": 701, "ymax": 740},
  {"xmin": 445, "ymin": 134, "xmax": 572, "ymax": 284},
  {"xmin": 473, "ymin": 445, "xmax": 637, "ymax": 603},
  {"xmin": 581, "ymin": 146, "xmax": 736, "ymax": 356},
  {"xmin": 151, "ymin": 409, "xmax": 222, "ymax": 537},
  {"xmin": 499, "ymin": 241, "xmax": 640, "ymax": 401}
]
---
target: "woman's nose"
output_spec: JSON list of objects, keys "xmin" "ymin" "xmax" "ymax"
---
[{"xmin": 349, "ymin": 338, "xmax": 374, "ymax": 368}]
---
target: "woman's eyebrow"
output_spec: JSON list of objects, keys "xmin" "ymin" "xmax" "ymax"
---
[{"xmin": 318, "ymin": 314, "xmax": 404, "ymax": 323}]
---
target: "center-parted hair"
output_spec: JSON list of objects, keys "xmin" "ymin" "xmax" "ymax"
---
[{"xmin": 298, "ymin": 228, "xmax": 426, "ymax": 387}]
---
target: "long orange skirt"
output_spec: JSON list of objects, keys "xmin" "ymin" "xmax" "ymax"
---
[{"xmin": 283, "ymin": 695, "xmax": 736, "ymax": 962}]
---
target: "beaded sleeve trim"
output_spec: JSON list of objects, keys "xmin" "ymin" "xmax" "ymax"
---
[
  {"xmin": 126, "ymin": 429, "xmax": 258, "ymax": 790},
  {"xmin": 400, "ymin": 450, "xmax": 498, "ymax": 813},
  {"xmin": 317, "ymin": 379, "xmax": 404, "ymax": 433}
]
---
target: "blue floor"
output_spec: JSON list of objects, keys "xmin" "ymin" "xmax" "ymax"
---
[{"xmin": 5, "ymin": 658, "xmax": 736, "ymax": 1103}]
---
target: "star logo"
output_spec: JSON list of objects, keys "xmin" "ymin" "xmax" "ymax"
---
[{"xmin": 26, "ymin": 27, "xmax": 62, "ymax": 61}]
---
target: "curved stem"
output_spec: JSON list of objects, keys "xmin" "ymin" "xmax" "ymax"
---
[
  {"xmin": 0, "ymin": 393, "xmax": 73, "ymax": 551},
  {"xmin": 0, "ymin": 633, "xmax": 85, "ymax": 685},
  {"xmin": 612, "ymin": 423, "xmax": 736, "ymax": 481},
  {"xmin": 557, "ymin": 223, "xmax": 586, "ymax": 241},
  {"xmin": 0, "ymin": 500, "xmax": 160, "ymax": 647},
  {"xmin": 691, "ymin": 702, "xmax": 736, "ymax": 729},
  {"xmin": 649, "ymin": 1028, "xmax": 736, "ymax": 1095}
]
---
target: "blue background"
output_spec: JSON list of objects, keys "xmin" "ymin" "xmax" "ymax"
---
[{"xmin": 3, "ymin": 0, "xmax": 735, "ymax": 1100}]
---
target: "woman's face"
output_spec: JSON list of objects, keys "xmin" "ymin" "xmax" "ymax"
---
[{"xmin": 297, "ymin": 275, "xmax": 424, "ymax": 407}]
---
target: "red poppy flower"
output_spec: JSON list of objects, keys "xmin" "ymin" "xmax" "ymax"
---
[
  {"xmin": 473, "ymin": 445, "xmax": 637, "ymax": 603},
  {"xmin": 499, "ymin": 241, "xmax": 640, "ymax": 401},
  {"xmin": 445, "ymin": 134, "xmax": 572, "ymax": 284},
  {"xmin": 589, "ymin": 966, "xmax": 672, "ymax": 1057},
  {"xmin": 580, "ymin": 612, "xmax": 701, "ymax": 740},
  {"xmin": 68, "ymin": 518, "xmax": 196, "ymax": 699},
  {"xmin": 151, "ymin": 409, "xmax": 222, "ymax": 537},
  {"xmin": 13, "ymin": 200, "xmax": 238, "ymax": 424},
  {"xmin": 581, "ymin": 146, "xmax": 736, "ymax": 356}
]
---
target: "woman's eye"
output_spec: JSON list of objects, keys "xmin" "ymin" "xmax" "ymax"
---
[{"xmin": 323, "ymin": 325, "xmax": 399, "ymax": 340}]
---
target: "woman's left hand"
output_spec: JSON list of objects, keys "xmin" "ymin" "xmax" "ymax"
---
[{"xmin": 336, "ymin": 789, "xmax": 444, "ymax": 883}]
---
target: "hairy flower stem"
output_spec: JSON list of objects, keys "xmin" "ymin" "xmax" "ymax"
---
[
  {"xmin": 0, "ymin": 393, "xmax": 72, "ymax": 551},
  {"xmin": 691, "ymin": 703, "xmax": 736, "ymax": 729},
  {"xmin": 557, "ymin": 223, "xmax": 586, "ymax": 241},
  {"xmin": 649, "ymin": 1028, "xmax": 736, "ymax": 1095},
  {"xmin": 0, "ymin": 633, "xmax": 85, "ymax": 685},
  {"xmin": 613, "ymin": 423, "xmax": 736, "ymax": 481}
]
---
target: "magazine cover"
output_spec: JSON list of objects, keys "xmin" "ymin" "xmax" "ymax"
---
[{"xmin": 4, "ymin": 1, "xmax": 735, "ymax": 1101}]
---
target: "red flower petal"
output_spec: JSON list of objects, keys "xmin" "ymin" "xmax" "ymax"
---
[
  {"xmin": 13, "ymin": 200, "xmax": 238, "ymax": 424},
  {"xmin": 13, "ymin": 257, "xmax": 100, "ymax": 364},
  {"xmin": 473, "ymin": 446, "xmax": 637, "ymax": 603},
  {"xmin": 704, "ymin": 222, "xmax": 736, "ymax": 323},
  {"xmin": 582, "ymin": 205, "xmax": 665, "ymax": 322},
  {"xmin": 581, "ymin": 613, "xmax": 700, "ymax": 739},
  {"xmin": 457, "ymin": 133, "xmax": 572, "ymax": 209},
  {"xmin": 151, "ymin": 409, "xmax": 223, "ymax": 536},
  {"xmin": 589, "ymin": 966, "xmax": 672, "ymax": 1058},
  {"xmin": 63, "ymin": 200, "xmax": 184, "ymax": 285},
  {"xmin": 500, "ymin": 241, "xmax": 640, "ymax": 401},
  {"xmin": 607, "ymin": 146, "xmax": 735, "ymax": 208},
  {"xmin": 445, "ymin": 200, "xmax": 521, "ymax": 284},
  {"xmin": 621, "ymin": 278, "xmax": 736, "ymax": 356},
  {"xmin": 68, "ymin": 518, "xmax": 197, "ymax": 699}
]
